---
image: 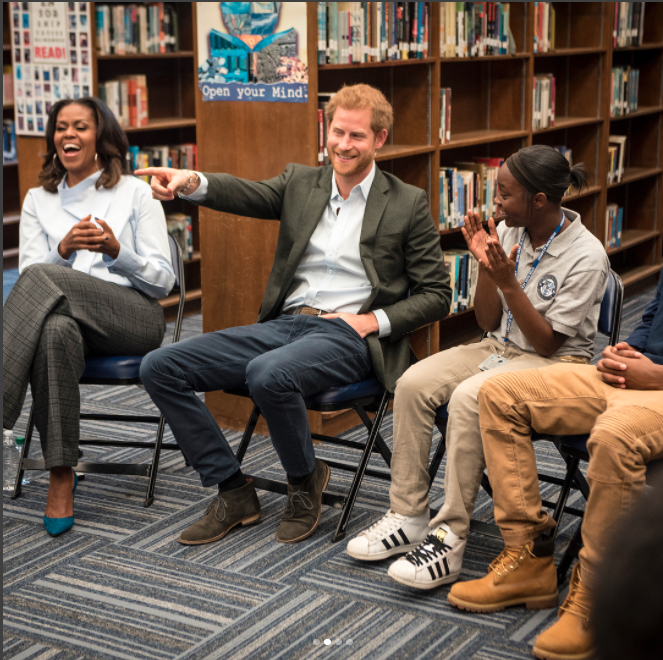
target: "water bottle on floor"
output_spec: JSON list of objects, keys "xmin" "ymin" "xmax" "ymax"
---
[{"xmin": 3, "ymin": 429, "xmax": 19, "ymax": 492}]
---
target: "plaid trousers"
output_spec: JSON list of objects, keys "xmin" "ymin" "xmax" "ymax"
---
[{"xmin": 3, "ymin": 263, "xmax": 165, "ymax": 469}]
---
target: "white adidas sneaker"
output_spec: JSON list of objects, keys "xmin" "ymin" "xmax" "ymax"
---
[
  {"xmin": 388, "ymin": 523, "xmax": 466, "ymax": 589},
  {"xmin": 346, "ymin": 510, "xmax": 431, "ymax": 561}
]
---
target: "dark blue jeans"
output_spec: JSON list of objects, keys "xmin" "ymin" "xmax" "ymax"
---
[{"xmin": 140, "ymin": 315, "xmax": 372, "ymax": 487}]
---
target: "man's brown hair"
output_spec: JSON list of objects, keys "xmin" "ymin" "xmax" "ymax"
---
[{"xmin": 325, "ymin": 84, "xmax": 393, "ymax": 136}]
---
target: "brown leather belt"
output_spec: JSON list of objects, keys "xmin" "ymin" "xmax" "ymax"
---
[{"xmin": 282, "ymin": 305, "xmax": 327, "ymax": 316}]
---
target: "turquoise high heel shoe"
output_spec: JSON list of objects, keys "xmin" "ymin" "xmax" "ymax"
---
[{"xmin": 43, "ymin": 472, "xmax": 78, "ymax": 537}]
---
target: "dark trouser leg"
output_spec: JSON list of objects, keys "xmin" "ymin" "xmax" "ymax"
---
[
  {"xmin": 246, "ymin": 317, "xmax": 371, "ymax": 478},
  {"xmin": 140, "ymin": 315, "xmax": 371, "ymax": 485},
  {"xmin": 30, "ymin": 315, "xmax": 87, "ymax": 469}
]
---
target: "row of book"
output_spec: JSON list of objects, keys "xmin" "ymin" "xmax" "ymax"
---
[
  {"xmin": 604, "ymin": 204, "xmax": 623, "ymax": 252},
  {"xmin": 128, "ymin": 143, "xmax": 198, "ymax": 180},
  {"xmin": 317, "ymin": 93, "xmax": 334, "ymax": 165},
  {"xmin": 607, "ymin": 135, "xmax": 627, "ymax": 185},
  {"xmin": 533, "ymin": 2, "xmax": 555, "ymax": 53},
  {"xmin": 439, "ymin": 157, "xmax": 504, "ymax": 230},
  {"xmin": 95, "ymin": 3, "xmax": 180, "ymax": 55},
  {"xmin": 316, "ymin": 2, "xmax": 430, "ymax": 65},
  {"xmin": 439, "ymin": 2, "xmax": 512, "ymax": 58},
  {"xmin": 610, "ymin": 67, "xmax": 639, "ymax": 117},
  {"xmin": 532, "ymin": 74, "xmax": 555, "ymax": 130},
  {"xmin": 3, "ymin": 119, "xmax": 17, "ymax": 165},
  {"xmin": 444, "ymin": 250, "xmax": 479, "ymax": 314},
  {"xmin": 553, "ymin": 145, "xmax": 575, "ymax": 197},
  {"xmin": 439, "ymin": 88, "xmax": 452, "ymax": 144},
  {"xmin": 99, "ymin": 76, "xmax": 148, "ymax": 128},
  {"xmin": 166, "ymin": 213, "xmax": 194, "ymax": 261},
  {"xmin": 613, "ymin": 2, "xmax": 646, "ymax": 48},
  {"xmin": 3, "ymin": 66, "xmax": 14, "ymax": 106}
]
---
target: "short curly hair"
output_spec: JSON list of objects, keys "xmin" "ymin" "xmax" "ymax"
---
[{"xmin": 325, "ymin": 84, "xmax": 393, "ymax": 136}]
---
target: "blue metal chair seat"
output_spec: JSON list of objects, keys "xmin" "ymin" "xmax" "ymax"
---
[
  {"xmin": 14, "ymin": 235, "xmax": 187, "ymax": 508},
  {"xmin": 80, "ymin": 355, "xmax": 144, "ymax": 384}
]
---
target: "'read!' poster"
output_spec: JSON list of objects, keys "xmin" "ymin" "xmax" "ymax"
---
[{"xmin": 10, "ymin": 2, "xmax": 93, "ymax": 135}]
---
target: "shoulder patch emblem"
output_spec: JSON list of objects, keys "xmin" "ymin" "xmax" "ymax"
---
[{"xmin": 537, "ymin": 274, "xmax": 558, "ymax": 301}]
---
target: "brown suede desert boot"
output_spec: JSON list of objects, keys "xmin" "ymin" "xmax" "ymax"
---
[
  {"xmin": 447, "ymin": 541, "xmax": 558, "ymax": 612},
  {"xmin": 533, "ymin": 564, "xmax": 594, "ymax": 660},
  {"xmin": 178, "ymin": 479, "xmax": 261, "ymax": 545},
  {"xmin": 276, "ymin": 459, "xmax": 330, "ymax": 543}
]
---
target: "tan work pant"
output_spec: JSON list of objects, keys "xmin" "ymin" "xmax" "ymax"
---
[
  {"xmin": 389, "ymin": 337, "xmax": 561, "ymax": 536},
  {"xmin": 478, "ymin": 363, "xmax": 663, "ymax": 588}
]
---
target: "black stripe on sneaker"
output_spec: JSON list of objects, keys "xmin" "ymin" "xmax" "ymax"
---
[
  {"xmin": 435, "ymin": 562, "xmax": 443, "ymax": 579},
  {"xmin": 397, "ymin": 529, "xmax": 410, "ymax": 545},
  {"xmin": 427, "ymin": 565, "xmax": 436, "ymax": 580},
  {"xmin": 390, "ymin": 534, "xmax": 400, "ymax": 547},
  {"xmin": 382, "ymin": 538, "xmax": 392, "ymax": 550},
  {"xmin": 442, "ymin": 556, "xmax": 450, "ymax": 576}
]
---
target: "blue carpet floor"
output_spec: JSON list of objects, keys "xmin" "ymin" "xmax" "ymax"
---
[
  {"xmin": 2, "ymin": 284, "xmax": 657, "ymax": 660},
  {"xmin": 3, "ymin": 268, "xmax": 20, "ymax": 306}
]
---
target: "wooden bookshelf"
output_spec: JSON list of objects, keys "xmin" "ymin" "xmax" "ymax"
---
[
  {"xmin": 3, "ymin": 2, "xmax": 19, "ymax": 269},
  {"xmin": 195, "ymin": 2, "xmax": 661, "ymax": 433}
]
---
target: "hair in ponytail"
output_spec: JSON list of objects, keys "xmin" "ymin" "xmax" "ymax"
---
[{"xmin": 505, "ymin": 145, "xmax": 589, "ymax": 205}]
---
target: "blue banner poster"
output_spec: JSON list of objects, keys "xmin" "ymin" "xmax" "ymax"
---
[{"xmin": 197, "ymin": 2, "xmax": 308, "ymax": 104}]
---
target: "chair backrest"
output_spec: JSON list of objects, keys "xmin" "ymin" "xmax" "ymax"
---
[
  {"xmin": 166, "ymin": 234, "xmax": 186, "ymax": 344},
  {"xmin": 598, "ymin": 269, "xmax": 624, "ymax": 346}
]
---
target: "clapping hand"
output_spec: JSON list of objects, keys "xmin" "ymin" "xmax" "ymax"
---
[
  {"xmin": 134, "ymin": 167, "xmax": 196, "ymax": 201},
  {"xmin": 483, "ymin": 239, "xmax": 520, "ymax": 291},
  {"xmin": 461, "ymin": 211, "xmax": 498, "ymax": 264}
]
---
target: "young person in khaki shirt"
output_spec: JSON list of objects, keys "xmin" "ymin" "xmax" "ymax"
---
[
  {"xmin": 447, "ymin": 275, "xmax": 663, "ymax": 660},
  {"xmin": 347, "ymin": 145, "xmax": 610, "ymax": 590}
]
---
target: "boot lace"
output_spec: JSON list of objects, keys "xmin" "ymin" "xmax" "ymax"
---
[
  {"xmin": 282, "ymin": 490, "xmax": 314, "ymax": 520},
  {"xmin": 405, "ymin": 534, "xmax": 451, "ymax": 567},
  {"xmin": 489, "ymin": 544, "xmax": 534, "ymax": 578},
  {"xmin": 559, "ymin": 568, "xmax": 591, "ymax": 626},
  {"xmin": 205, "ymin": 496, "xmax": 227, "ymax": 523},
  {"xmin": 361, "ymin": 511, "xmax": 409, "ymax": 541}
]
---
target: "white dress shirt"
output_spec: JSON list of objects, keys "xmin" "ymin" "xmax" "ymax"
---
[
  {"xmin": 183, "ymin": 165, "xmax": 391, "ymax": 337},
  {"xmin": 20, "ymin": 171, "xmax": 175, "ymax": 299}
]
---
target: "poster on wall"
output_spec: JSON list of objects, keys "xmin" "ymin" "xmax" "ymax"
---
[
  {"xmin": 197, "ymin": 2, "xmax": 308, "ymax": 104},
  {"xmin": 10, "ymin": 2, "xmax": 92, "ymax": 136}
]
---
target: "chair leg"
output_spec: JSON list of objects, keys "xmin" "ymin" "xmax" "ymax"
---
[
  {"xmin": 557, "ymin": 525, "xmax": 583, "ymax": 585},
  {"xmin": 551, "ymin": 456, "xmax": 581, "ymax": 539},
  {"xmin": 427, "ymin": 421, "xmax": 447, "ymax": 485},
  {"xmin": 144, "ymin": 416, "xmax": 167, "ymax": 508},
  {"xmin": 331, "ymin": 391, "xmax": 391, "ymax": 544},
  {"xmin": 12, "ymin": 404, "xmax": 36, "ymax": 499},
  {"xmin": 355, "ymin": 405, "xmax": 392, "ymax": 467},
  {"xmin": 236, "ymin": 404, "xmax": 261, "ymax": 464}
]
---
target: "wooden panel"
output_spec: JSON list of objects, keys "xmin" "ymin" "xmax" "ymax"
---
[
  {"xmin": 196, "ymin": 3, "xmax": 318, "ymax": 430},
  {"xmin": 16, "ymin": 136, "xmax": 47, "ymax": 207}
]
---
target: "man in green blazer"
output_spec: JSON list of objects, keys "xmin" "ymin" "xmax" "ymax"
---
[{"xmin": 137, "ymin": 84, "xmax": 451, "ymax": 547}]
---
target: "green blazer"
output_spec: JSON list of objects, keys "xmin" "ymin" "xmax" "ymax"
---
[{"xmin": 197, "ymin": 163, "xmax": 451, "ymax": 391}]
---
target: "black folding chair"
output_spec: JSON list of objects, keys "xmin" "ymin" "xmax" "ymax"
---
[
  {"xmin": 12, "ymin": 234, "xmax": 186, "ymax": 508},
  {"xmin": 227, "ymin": 327, "xmax": 445, "ymax": 543},
  {"xmin": 432, "ymin": 269, "xmax": 625, "ymax": 581}
]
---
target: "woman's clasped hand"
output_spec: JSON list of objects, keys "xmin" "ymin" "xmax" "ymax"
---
[{"xmin": 57, "ymin": 214, "xmax": 121, "ymax": 260}]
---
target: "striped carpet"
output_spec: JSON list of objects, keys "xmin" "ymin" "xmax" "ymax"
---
[{"xmin": 3, "ymin": 283, "xmax": 656, "ymax": 660}]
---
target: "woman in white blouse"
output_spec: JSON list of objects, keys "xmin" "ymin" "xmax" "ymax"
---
[{"xmin": 3, "ymin": 97, "xmax": 174, "ymax": 537}]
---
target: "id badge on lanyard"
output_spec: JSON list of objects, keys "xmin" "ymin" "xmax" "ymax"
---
[{"xmin": 500, "ymin": 213, "xmax": 565, "ymax": 356}]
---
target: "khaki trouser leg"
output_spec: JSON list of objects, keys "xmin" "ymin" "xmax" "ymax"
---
[
  {"xmin": 580, "ymin": 405, "xmax": 663, "ymax": 589},
  {"xmin": 478, "ymin": 364, "xmax": 663, "ymax": 588},
  {"xmin": 389, "ymin": 341, "xmax": 495, "ymax": 517},
  {"xmin": 430, "ymin": 346, "xmax": 558, "ymax": 536}
]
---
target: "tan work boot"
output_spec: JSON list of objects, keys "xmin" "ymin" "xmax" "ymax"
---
[
  {"xmin": 533, "ymin": 564, "xmax": 594, "ymax": 660},
  {"xmin": 178, "ymin": 479, "xmax": 261, "ymax": 545},
  {"xmin": 447, "ymin": 540, "xmax": 558, "ymax": 612}
]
